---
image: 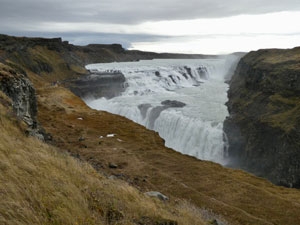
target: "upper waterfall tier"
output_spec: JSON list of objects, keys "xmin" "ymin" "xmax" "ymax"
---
[
  {"xmin": 87, "ymin": 58, "xmax": 235, "ymax": 94},
  {"xmin": 85, "ymin": 57, "xmax": 239, "ymax": 164}
]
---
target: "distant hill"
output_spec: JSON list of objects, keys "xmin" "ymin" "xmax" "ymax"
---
[{"xmin": 0, "ymin": 34, "xmax": 216, "ymax": 81}]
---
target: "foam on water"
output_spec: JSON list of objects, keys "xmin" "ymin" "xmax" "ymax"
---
[{"xmin": 85, "ymin": 57, "xmax": 238, "ymax": 164}]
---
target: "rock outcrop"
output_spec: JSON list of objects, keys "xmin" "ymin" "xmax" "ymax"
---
[
  {"xmin": 0, "ymin": 34, "xmax": 215, "ymax": 76},
  {"xmin": 224, "ymin": 47, "xmax": 300, "ymax": 187},
  {"xmin": 65, "ymin": 71, "xmax": 126, "ymax": 99},
  {"xmin": 0, "ymin": 63, "xmax": 36, "ymax": 125},
  {"xmin": 0, "ymin": 63, "xmax": 45, "ymax": 140}
]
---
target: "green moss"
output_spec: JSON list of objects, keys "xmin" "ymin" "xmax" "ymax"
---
[{"xmin": 260, "ymin": 94, "xmax": 300, "ymax": 132}]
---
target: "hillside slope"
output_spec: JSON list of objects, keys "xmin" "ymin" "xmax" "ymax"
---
[
  {"xmin": 0, "ymin": 34, "xmax": 214, "ymax": 83},
  {"xmin": 0, "ymin": 63, "xmax": 209, "ymax": 225},
  {"xmin": 35, "ymin": 77, "xmax": 300, "ymax": 225},
  {"xmin": 1, "ymin": 34, "xmax": 300, "ymax": 225},
  {"xmin": 224, "ymin": 47, "xmax": 300, "ymax": 188}
]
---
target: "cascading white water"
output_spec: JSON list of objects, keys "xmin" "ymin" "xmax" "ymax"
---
[{"xmin": 85, "ymin": 57, "xmax": 238, "ymax": 164}]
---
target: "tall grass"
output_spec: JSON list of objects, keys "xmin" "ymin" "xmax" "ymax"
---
[{"xmin": 0, "ymin": 91, "xmax": 207, "ymax": 225}]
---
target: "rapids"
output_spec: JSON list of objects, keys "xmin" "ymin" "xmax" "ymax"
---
[{"xmin": 85, "ymin": 57, "xmax": 239, "ymax": 164}]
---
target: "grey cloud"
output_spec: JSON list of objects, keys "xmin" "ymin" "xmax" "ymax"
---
[
  {"xmin": 2, "ymin": 30, "xmax": 169, "ymax": 48},
  {"xmin": 62, "ymin": 32, "xmax": 170, "ymax": 48},
  {"xmin": 0, "ymin": 0, "xmax": 300, "ymax": 25},
  {"xmin": 1, "ymin": 0, "xmax": 299, "ymax": 52}
]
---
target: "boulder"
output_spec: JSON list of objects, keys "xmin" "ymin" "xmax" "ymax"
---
[{"xmin": 144, "ymin": 191, "xmax": 169, "ymax": 201}]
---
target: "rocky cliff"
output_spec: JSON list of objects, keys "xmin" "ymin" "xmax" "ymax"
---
[
  {"xmin": 224, "ymin": 47, "xmax": 300, "ymax": 188},
  {"xmin": 2, "ymin": 34, "xmax": 300, "ymax": 224},
  {"xmin": 0, "ymin": 34, "xmax": 216, "ymax": 98},
  {"xmin": 0, "ymin": 63, "xmax": 46, "ymax": 139},
  {"xmin": 0, "ymin": 34, "xmax": 214, "ymax": 78},
  {"xmin": 65, "ymin": 72, "xmax": 126, "ymax": 99}
]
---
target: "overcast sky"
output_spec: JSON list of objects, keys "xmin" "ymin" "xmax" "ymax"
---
[{"xmin": 1, "ymin": 0, "xmax": 300, "ymax": 54}]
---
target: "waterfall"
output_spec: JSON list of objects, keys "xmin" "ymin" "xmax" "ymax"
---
[{"xmin": 85, "ymin": 57, "xmax": 238, "ymax": 164}]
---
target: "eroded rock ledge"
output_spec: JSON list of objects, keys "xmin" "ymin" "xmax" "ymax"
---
[
  {"xmin": 224, "ymin": 47, "xmax": 300, "ymax": 188},
  {"xmin": 64, "ymin": 71, "xmax": 126, "ymax": 99},
  {"xmin": 0, "ymin": 63, "xmax": 46, "ymax": 140}
]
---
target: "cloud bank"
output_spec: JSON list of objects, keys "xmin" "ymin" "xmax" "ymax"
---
[{"xmin": 1, "ymin": 0, "xmax": 300, "ymax": 53}]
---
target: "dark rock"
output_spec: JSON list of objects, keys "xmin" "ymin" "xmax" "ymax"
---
[
  {"xmin": 147, "ymin": 106, "xmax": 166, "ymax": 129},
  {"xmin": 25, "ymin": 128, "xmax": 46, "ymax": 141},
  {"xmin": 66, "ymin": 72, "xmax": 126, "ymax": 99},
  {"xmin": 181, "ymin": 73, "xmax": 188, "ymax": 80},
  {"xmin": 168, "ymin": 75, "xmax": 177, "ymax": 84},
  {"xmin": 155, "ymin": 71, "xmax": 161, "ymax": 77},
  {"xmin": 78, "ymin": 136, "xmax": 85, "ymax": 141},
  {"xmin": 224, "ymin": 48, "xmax": 300, "ymax": 188},
  {"xmin": 184, "ymin": 66, "xmax": 193, "ymax": 78},
  {"xmin": 138, "ymin": 103, "xmax": 152, "ymax": 119},
  {"xmin": 106, "ymin": 207, "xmax": 124, "ymax": 224},
  {"xmin": 197, "ymin": 66, "xmax": 208, "ymax": 79},
  {"xmin": 109, "ymin": 163, "xmax": 118, "ymax": 169},
  {"xmin": 145, "ymin": 100, "xmax": 186, "ymax": 129},
  {"xmin": 161, "ymin": 100, "xmax": 186, "ymax": 108},
  {"xmin": 0, "ymin": 63, "xmax": 45, "ymax": 140},
  {"xmin": 136, "ymin": 216, "xmax": 177, "ymax": 225},
  {"xmin": 0, "ymin": 63, "xmax": 37, "ymax": 127}
]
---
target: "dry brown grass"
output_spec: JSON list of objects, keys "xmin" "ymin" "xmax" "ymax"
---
[
  {"xmin": 0, "ymin": 90, "xmax": 208, "ymax": 225},
  {"xmin": 3, "ymin": 43, "xmax": 300, "ymax": 225},
  {"xmin": 33, "ymin": 81, "xmax": 300, "ymax": 225},
  {"xmin": 27, "ymin": 46, "xmax": 86, "ymax": 81}
]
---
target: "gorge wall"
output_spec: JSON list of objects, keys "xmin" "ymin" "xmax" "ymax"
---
[
  {"xmin": 2, "ymin": 33, "xmax": 300, "ymax": 189},
  {"xmin": 3, "ymin": 34, "xmax": 300, "ymax": 224},
  {"xmin": 0, "ymin": 34, "xmax": 214, "ymax": 98},
  {"xmin": 224, "ymin": 47, "xmax": 300, "ymax": 188},
  {"xmin": 0, "ymin": 34, "xmax": 213, "ymax": 77}
]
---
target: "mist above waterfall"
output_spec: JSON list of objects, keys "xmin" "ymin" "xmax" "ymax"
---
[{"xmin": 85, "ymin": 56, "xmax": 239, "ymax": 164}]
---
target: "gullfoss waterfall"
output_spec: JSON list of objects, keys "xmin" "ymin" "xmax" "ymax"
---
[{"xmin": 85, "ymin": 57, "xmax": 238, "ymax": 164}]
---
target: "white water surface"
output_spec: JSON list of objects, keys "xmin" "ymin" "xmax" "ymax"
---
[{"xmin": 85, "ymin": 57, "xmax": 238, "ymax": 164}]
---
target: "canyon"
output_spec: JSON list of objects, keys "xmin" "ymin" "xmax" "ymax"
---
[{"xmin": 1, "ymin": 34, "xmax": 300, "ymax": 225}]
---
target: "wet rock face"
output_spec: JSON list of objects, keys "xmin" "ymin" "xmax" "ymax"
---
[
  {"xmin": 224, "ymin": 48, "xmax": 300, "ymax": 188},
  {"xmin": 161, "ymin": 100, "xmax": 186, "ymax": 108},
  {"xmin": 138, "ymin": 104, "xmax": 152, "ymax": 119},
  {"xmin": 138, "ymin": 100, "xmax": 186, "ymax": 130},
  {"xmin": 65, "ymin": 72, "xmax": 126, "ymax": 99}
]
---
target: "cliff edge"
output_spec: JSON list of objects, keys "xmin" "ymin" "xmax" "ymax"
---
[
  {"xmin": 224, "ymin": 47, "xmax": 300, "ymax": 187},
  {"xmin": 2, "ymin": 34, "xmax": 300, "ymax": 224}
]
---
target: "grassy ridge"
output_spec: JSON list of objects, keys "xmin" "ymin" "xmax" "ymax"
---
[
  {"xmin": 0, "ymin": 89, "xmax": 210, "ymax": 225},
  {"xmin": 34, "ymin": 71, "xmax": 300, "ymax": 225},
  {"xmin": 1, "ymin": 35, "xmax": 300, "ymax": 224}
]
